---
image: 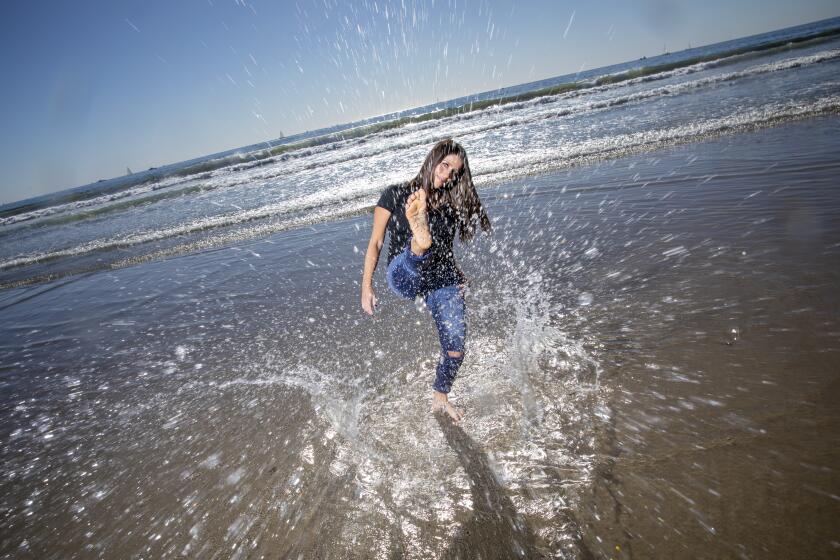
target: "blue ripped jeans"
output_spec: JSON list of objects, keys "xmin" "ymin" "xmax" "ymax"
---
[{"xmin": 386, "ymin": 246, "xmax": 466, "ymax": 394}]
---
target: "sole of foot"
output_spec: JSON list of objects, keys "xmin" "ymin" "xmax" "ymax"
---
[{"xmin": 406, "ymin": 189, "xmax": 432, "ymax": 254}]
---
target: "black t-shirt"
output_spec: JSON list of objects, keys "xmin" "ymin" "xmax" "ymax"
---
[{"xmin": 376, "ymin": 183, "xmax": 463, "ymax": 291}]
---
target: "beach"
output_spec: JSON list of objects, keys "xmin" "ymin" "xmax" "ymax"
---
[
  {"xmin": 2, "ymin": 18, "xmax": 840, "ymax": 559},
  {"xmin": 1, "ymin": 117, "xmax": 838, "ymax": 558}
]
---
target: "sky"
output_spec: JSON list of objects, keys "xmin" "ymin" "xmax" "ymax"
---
[{"xmin": 0, "ymin": 0, "xmax": 837, "ymax": 205}]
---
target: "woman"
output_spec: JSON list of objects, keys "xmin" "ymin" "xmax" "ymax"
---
[{"xmin": 361, "ymin": 139, "xmax": 491, "ymax": 422}]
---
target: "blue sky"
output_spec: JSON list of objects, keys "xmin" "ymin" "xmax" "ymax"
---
[{"xmin": 1, "ymin": 0, "xmax": 837, "ymax": 204}]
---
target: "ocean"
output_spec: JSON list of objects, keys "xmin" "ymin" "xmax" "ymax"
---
[{"xmin": 1, "ymin": 17, "xmax": 839, "ymax": 559}]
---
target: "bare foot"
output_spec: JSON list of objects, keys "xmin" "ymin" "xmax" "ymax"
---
[
  {"xmin": 432, "ymin": 390, "xmax": 464, "ymax": 423},
  {"xmin": 405, "ymin": 189, "xmax": 432, "ymax": 255}
]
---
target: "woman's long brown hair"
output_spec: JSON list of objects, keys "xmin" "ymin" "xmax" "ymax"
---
[{"xmin": 408, "ymin": 138, "xmax": 491, "ymax": 243}]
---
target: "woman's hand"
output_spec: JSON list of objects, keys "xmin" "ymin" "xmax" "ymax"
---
[
  {"xmin": 361, "ymin": 285, "xmax": 377, "ymax": 315},
  {"xmin": 456, "ymin": 266, "xmax": 469, "ymax": 293}
]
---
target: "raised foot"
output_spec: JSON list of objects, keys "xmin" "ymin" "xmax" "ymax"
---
[
  {"xmin": 406, "ymin": 189, "xmax": 432, "ymax": 255},
  {"xmin": 432, "ymin": 390, "xmax": 464, "ymax": 423}
]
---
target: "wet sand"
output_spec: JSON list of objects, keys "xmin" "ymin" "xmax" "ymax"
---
[
  {"xmin": 1, "ymin": 116, "xmax": 839, "ymax": 558},
  {"xmin": 565, "ymin": 118, "xmax": 840, "ymax": 558}
]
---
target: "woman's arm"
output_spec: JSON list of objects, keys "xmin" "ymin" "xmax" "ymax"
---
[{"xmin": 361, "ymin": 206, "xmax": 391, "ymax": 315}]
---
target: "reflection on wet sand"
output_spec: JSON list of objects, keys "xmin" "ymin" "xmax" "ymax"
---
[{"xmin": 435, "ymin": 412, "xmax": 593, "ymax": 559}]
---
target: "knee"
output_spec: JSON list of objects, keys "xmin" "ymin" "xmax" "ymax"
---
[
  {"xmin": 386, "ymin": 256, "xmax": 421, "ymax": 299},
  {"xmin": 446, "ymin": 350, "xmax": 463, "ymax": 359}
]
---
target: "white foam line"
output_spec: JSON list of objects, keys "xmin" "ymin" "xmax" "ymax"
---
[
  {"xmin": 438, "ymin": 49, "xmax": 840, "ymax": 138},
  {"xmin": 472, "ymin": 94, "xmax": 840, "ymax": 185},
  {"xmin": 563, "ymin": 47, "xmax": 840, "ymax": 104},
  {"xmin": 0, "ymin": 190, "xmax": 377, "ymax": 271},
  {"xmin": 334, "ymin": 49, "xmax": 840, "ymax": 164}
]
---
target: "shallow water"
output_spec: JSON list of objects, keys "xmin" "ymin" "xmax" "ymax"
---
[{"xmin": 1, "ymin": 116, "xmax": 838, "ymax": 558}]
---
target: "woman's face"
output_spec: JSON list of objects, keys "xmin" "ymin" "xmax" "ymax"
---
[{"xmin": 433, "ymin": 154, "xmax": 463, "ymax": 189}]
